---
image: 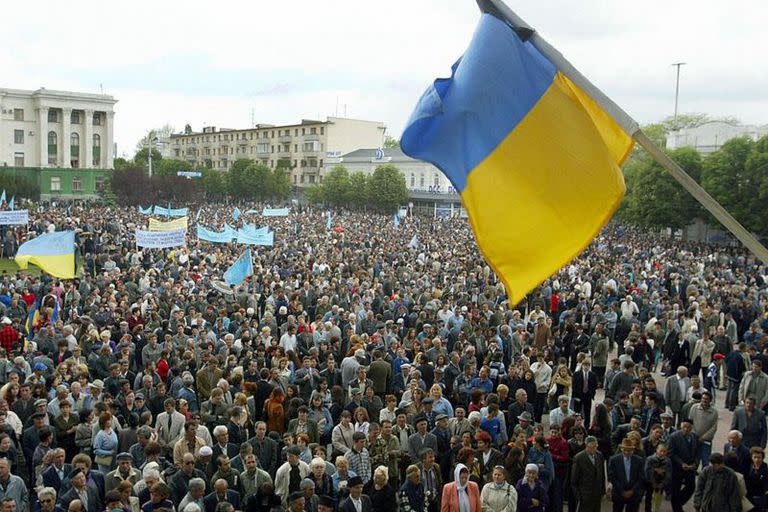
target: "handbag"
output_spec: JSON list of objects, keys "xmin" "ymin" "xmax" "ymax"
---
[{"xmin": 94, "ymin": 454, "xmax": 113, "ymax": 467}]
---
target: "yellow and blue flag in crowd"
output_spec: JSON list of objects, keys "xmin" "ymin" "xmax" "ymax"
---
[
  {"xmin": 24, "ymin": 302, "xmax": 39, "ymax": 336},
  {"xmin": 15, "ymin": 230, "xmax": 76, "ymax": 279},
  {"xmin": 401, "ymin": 7, "xmax": 635, "ymax": 304}
]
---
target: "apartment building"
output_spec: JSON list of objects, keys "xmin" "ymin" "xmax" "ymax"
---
[
  {"xmin": 168, "ymin": 116, "xmax": 385, "ymax": 186},
  {"xmin": 0, "ymin": 87, "xmax": 117, "ymax": 169}
]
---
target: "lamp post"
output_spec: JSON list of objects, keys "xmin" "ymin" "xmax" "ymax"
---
[
  {"xmin": 671, "ymin": 62, "xmax": 686, "ymax": 124},
  {"xmin": 147, "ymin": 136, "xmax": 158, "ymax": 178}
]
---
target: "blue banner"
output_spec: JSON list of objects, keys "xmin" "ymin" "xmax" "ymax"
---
[
  {"xmin": 224, "ymin": 248, "xmax": 253, "ymax": 286},
  {"xmin": 153, "ymin": 205, "xmax": 188, "ymax": 217},
  {"xmin": 196, "ymin": 225, "xmax": 236, "ymax": 243},
  {"xmin": 139, "ymin": 205, "xmax": 153, "ymax": 215},
  {"xmin": 262, "ymin": 207, "xmax": 290, "ymax": 217},
  {"xmin": 233, "ymin": 207, "xmax": 241, "ymax": 221},
  {"xmin": 237, "ymin": 230, "xmax": 274, "ymax": 246}
]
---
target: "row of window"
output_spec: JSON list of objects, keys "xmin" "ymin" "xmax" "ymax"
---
[
  {"xmin": 13, "ymin": 130, "xmax": 101, "ymax": 147},
  {"xmin": 410, "ymin": 173, "xmax": 442, "ymax": 188},
  {"xmin": 9, "ymin": 153, "xmax": 101, "ymax": 169},
  {"xmin": 10, "ymin": 108, "xmax": 103, "ymax": 125},
  {"xmin": 49, "ymin": 176, "xmax": 106, "ymax": 192},
  {"xmin": 176, "ymin": 143, "xmax": 323, "ymax": 158},
  {"xmin": 178, "ymin": 126, "xmax": 323, "ymax": 145}
]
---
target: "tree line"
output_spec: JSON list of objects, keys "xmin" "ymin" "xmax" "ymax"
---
[{"xmin": 304, "ymin": 164, "xmax": 409, "ymax": 211}]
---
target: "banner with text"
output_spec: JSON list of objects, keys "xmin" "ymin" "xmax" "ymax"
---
[
  {"xmin": 136, "ymin": 229, "xmax": 187, "ymax": 248},
  {"xmin": 148, "ymin": 216, "xmax": 189, "ymax": 231},
  {"xmin": 0, "ymin": 210, "xmax": 29, "ymax": 225},
  {"xmin": 262, "ymin": 208, "xmax": 290, "ymax": 217}
]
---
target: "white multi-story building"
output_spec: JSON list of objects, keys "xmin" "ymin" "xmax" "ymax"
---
[
  {"xmin": 168, "ymin": 117, "xmax": 385, "ymax": 186},
  {"xmin": 0, "ymin": 87, "xmax": 117, "ymax": 169},
  {"xmin": 666, "ymin": 121, "xmax": 768, "ymax": 155}
]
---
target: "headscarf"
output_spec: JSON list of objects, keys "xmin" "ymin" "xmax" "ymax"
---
[{"xmin": 454, "ymin": 463, "xmax": 471, "ymax": 512}]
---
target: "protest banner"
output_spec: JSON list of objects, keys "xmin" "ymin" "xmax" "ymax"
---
[
  {"xmin": 148, "ymin": 217, "xmax": 188, "ymax": 231},
  {"xmin": 136, "ymin": 229, "xmax": 187, "ymax": 248},
  {"xmin": 0, "ymin": 210, "xmax": 29, "ymax": 225},
  {"xmin": 261, "ymin": 208, "xmax": 289, "ymax": 217}
]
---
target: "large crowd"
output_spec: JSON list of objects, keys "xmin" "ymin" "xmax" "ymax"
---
[{"xmin": 0, "ymin": 201, "xmax": 764, "ymax": 512}]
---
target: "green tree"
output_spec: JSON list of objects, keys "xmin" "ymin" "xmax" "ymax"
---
[
  {"xmin": 384, "ymin": 136, "xmax": 400, "ymax": 149},
  {"xmin": 701, "ymin": 137, "xmax": 756, "ymax": 230},
  {"xmin": 201, "ymin": 168, "xmax": 227, "ymax": 197},
  {"xmin": 226, "ymin": 158, "xmax": 255, "ymax": 198},
  {"xmin": 745, "ymin": 136, "xmax": 768, "ymax": 234},
  {"xmin": 268, "ymin": 168, "xmax": 291, "ymax": 200},
  {"xmin": 367, "ymin": 164, "xmax": 408, "ymax": 211},
  {"xmin": 250, "ymin": 163, "xmax": 272, "ymax": 200},
  {"xmin": 321, "ymin": 166, "xmax": 351, "ymax": 205},
  {"xmin": 620, "ymin": 147, "xmax": 703, "ymax": 229},
  {"xmin": 276, "ymin": 158, "xmax": 292, "ymax": 171},
  {"xmin": 305, "ymin": 185, "xmax": 324, "ymax": 204},
  {"xmin": 133, "ymin": 148, "xmax": 163, "ymax": 169},
  {"xmin": 152, "ymin": 159, "xmax": 193, "ymax": 178},
  {"xmin": 348, "ymin": 172, "xmax": 369, "ymax": 207}
]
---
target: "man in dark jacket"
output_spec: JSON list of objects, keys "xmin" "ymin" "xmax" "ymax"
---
[
  {"xmin": 667, "ymin": 418, "xmax": 699, "ymax": 512},
  {"xmin": 692, "ymin": 453, "xmax": 741, "ymax": 512},
  {"xmin": 570, "ymin": 436, "xmax": 606, "ymax": 512},
  {"xmin": 572, "ymin": 360, "xmax": 598, "ymax": 426},
  {"xmin": 608, "ymin": 439, "xmax": 645, "ymax": 512}
]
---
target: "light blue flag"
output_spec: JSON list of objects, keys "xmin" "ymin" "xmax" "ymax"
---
[
  {"xmin": 233, "ymin": 207, "xmax": 241, "ymax": 221},
  {"xmin": 237, "ymin": 230, "xmax": 274, "ymax": 246},
  {"xmin": 393, "ymin": 212, "xmax": 400, "ymax": 229},
  {"xmin": 168, "ymin": 207, "xmax": 188, "ymax": 216},
  {"xmin": 327, "ymin": 212, "xmax": 332, "ymax": 230},
  {"xmin": 167, "ymin": 202, "xmax": 172, "ymax": 217},
  {"xmin": 262, "ymin": 207, "xmax": 290, "ymax": 217},
  {"xmin": 224, "ymin": 248, "xmax": 253, "ymax": 286},
  {"xmin": 0, "ymin": 190, "xmax": 5, "ymax": 204},
  {"xmin": 139, "ymin": 205, "xmax": 153, "ymax": 215},
  {"xmin": 409, "ymin": 234, "xmax": 420, "ymax": 249},
  {"xmin": 8, "ymin": 197, "xmax": 14, "ymax": 210}
]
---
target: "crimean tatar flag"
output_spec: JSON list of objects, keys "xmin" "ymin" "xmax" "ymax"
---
[
  {"xmin": 401, "ymin": 8, "xmax": 635, "ymax": 304},
  {"xmin": 15, "ymin": 230, "xmax": 76, "ymax": 279}
]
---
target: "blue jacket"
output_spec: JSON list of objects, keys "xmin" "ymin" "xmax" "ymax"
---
[{"xmin": 525, "ymin": 448, "xmax": 554, "ymax": 490}]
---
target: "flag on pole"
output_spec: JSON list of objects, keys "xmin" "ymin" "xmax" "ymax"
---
[
  {"xmin": 8, "ymin": 196, "xmax": 14, "ymax": 210},
  {"xmin": 24, "ymin": 301, "xmax": 39, "ymax": 336},
  {"xmin": 393, "ymin": 212, "xmax": 400, "ymax": 229},
  {"xmin": 326, "ymin": 212, "xmax": 333, "ymax": 230},
  {"xmin": 409, "ymin": 235, "xmax": 420, "ymax": 249},
  {"xmin": 233, "ymin": 207, "xmax": 241, "ymax": 221},
  {"xmin": 15, "ymin": 231, "xmax": 76, "ymax": 278},
  {"xmin": 51, "ymin": 301, "xmax": 59, "ymax": 323},
  {"xmin": 223, "ymin": 248, "xmax": 254, "ymax": 286},
  {"xmin": 0, "ymin": 190, "xmax": 5, "ymax": 204},
  {"xmin": 401, "ymin": 5, "xmax": 634, "ymax": 304}
]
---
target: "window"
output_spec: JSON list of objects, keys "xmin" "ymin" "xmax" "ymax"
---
[
  {"xmin": 420, "ymin": 174, "xmax": 425, "ymax": 188},
  {"xmin": 308, "ymin": 175, "xmax": 315, "ymax": 184},
  {"xmin": 302, "ymin": 128, "xmax": 305, "ymax": 135},
  {"xmin": 294, "ymin": 129, "xmax": 298, "ymax": 136},
  {"xmin": 13, "ymin": 109, "xmax": 23, "ymax": 121},
  {"xmin": 95, "ymin": 176, "xmax": 106, "ymax": 192},
  {"xmin": 293, "ymin": 174, "xmax": 297, "ymax": 184},
  {"xmin": 310, "ymin": 127, "xmax": 317, "ymax": 135},
  {"xmin": 300, "ymin": 174, "xmax": 305, "ymax": 184},
  {"xmin": 48, "ymin": 131, "xmax": 57, "ymax": 165},
  {"xmin": 72, "ymin": 176, "xmax": 83, "ymax": 192},
  {"xmin": 410, "ymin": 174, "xmax": 415, "ymax": 187},
  {"xmin": 93, "ymin": 134, "xmax": 101, "ymax": 147},
  {"xmin": 434, "ymin": 174, "xmax": 439, "ymax": 187},
  {"xmin": 71, "ymin": 133, "xmax": 80, "ymax": 146},
  {"xmin": 93, "ymin": 134, "xmax": 101, "ymax": 167},
  {"xmin": 48, "ymin": 110, "xmax": 58, "ymax": 123},
  {"xmin": 320, "ymin": 127, "xmax": 324, "ymax": 135},
  {"xmin": 300, "ymin": 160, "xmax": 306, "ymax": 168},
  {"xmin": 50, "ymin": 176, "xmax": 61, "ymax": 191},
  {"xmin": 14, "ymin": 153, "xmax": 24, "ymax": 166},
  {"xmin": 14, "ymin": 130, "xmax": 24, "ymax": 144},
  {"xmin": 71, "ymin": 111, "xmax": 81, "ymax": 124},
  {"xmin": 48, "ymin": 131, "xmax": 57, "ymax": 146},
  {"xmin": 293, "ymin": 160, "xmax": 297, "ymax": 167},
  {"xmin": 294, "ymin": 144, "xmax": 298, "ymax": 152},
  {"xmin": 93, "ymin": 112, "xmax": 101, "ymax": 125}
]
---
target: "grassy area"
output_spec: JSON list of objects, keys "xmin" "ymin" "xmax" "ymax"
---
[{"xmin": 0, "ymin": 258, "xmax": 41, "ymax": 276}]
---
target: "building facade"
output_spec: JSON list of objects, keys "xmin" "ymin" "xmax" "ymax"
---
[
  {"xmin": 0, "ymin": 166, "xmax": 110, "ymax": 201},
  {"xmin": 666, "ymin": 121, "xmax": 768, "ymax": 155},
  {"xmin": 168, "ymin": 117, "xmax": 385, "ymax": 186},
  {"xmin": 0, "ymin": 87, "xmax": 117, "ymax": 169}
]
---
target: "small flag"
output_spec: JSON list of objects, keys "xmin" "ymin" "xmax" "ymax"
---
[
  {"xmin": 15, "ymin": 231, "xmax": 76, "ymax": 279},
  {"xmin": 233, "ymin": 207, "xmax": 241, "ymax": 221},
  {"xmin": 25, "ymin": 301, "xmax": 39, "ymax": 336},
  {"xmin": 196, "ymin": 208, "xmax": 202, "ymax": 221},
  {"xmin": 327, "ymin": 212, "xmax": 332, "ymax": 230},
  {"xmin": 223, "ymin": 248, "xmax": 254, "ymax": 286},
  {"xmin": 409, "ymin": 235, "xmax": 419, "ymax": 249},
  {"xmin": 393, "ymin": 212, "xmax": 400, "ymax": 229},
  {"xmin": 8, "ymin": 196, "xmax": 14, "ymax": 210},
  {"xmin": 0, "ymin": 190, "xmax": 5, "ymax": 204},
  {"xmin": 167, "ymin": 202, "xmax": 172, "ymax": 217},
  {"xmin": 51, "ymin": 301, "xmax": 59, "ymax": 323}
]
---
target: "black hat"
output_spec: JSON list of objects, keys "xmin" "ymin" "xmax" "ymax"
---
[
  {"xmin": 116, "ymin": 452, "xmax": 133, "ymax": 462},
  {"xmin": 414, "ymin": 415, "xmax": 428, "ymax": 425},
  {"xmin": 31, "ymin": 412, "xmax": 47, "ymax": 420},
  {"xmin": 317, "ymin": 495, "xmax": 335, "ymax": 508},
  {"xmin": 288, "ymin": 491, "xmax": 305, "ymax": 503},
  {"xmin": 68, "ymin": 467, "xmax": 83, "ymax": 479},
  {"xmin": 347, "ymin": 475, "xmax": 363, "ymax": 487}
]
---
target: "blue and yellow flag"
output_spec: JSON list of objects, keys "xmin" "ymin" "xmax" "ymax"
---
[
  {"xmin": 401, "ymin": 9, "xmax": 634, "ymax": 304},
  {"xmin": 24, "ymin": 302, "xmax": 39, "ymax": 336},
  {"xmin": 15, "ymin": 231, "xmax": 76, "ymax": 279}
]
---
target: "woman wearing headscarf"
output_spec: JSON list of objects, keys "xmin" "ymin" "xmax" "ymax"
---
[
  {"xmin": 440, "ymin": 463, "xmax": 482, "ymax": 512},
  {"xmin": 515, "ymin": 464, "xmax": 549, "ymax": 512}
]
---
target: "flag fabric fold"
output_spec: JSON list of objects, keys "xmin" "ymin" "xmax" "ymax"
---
[
  {"xmin": 401, "ymin": 12, "xmax": 633, "ymax": 304},
  {"xmin": 233, "ymin": 207, "xmax": 241, "ymax": 221},
  {"xmin": 15, "ymin": 231, "xmax": 76, "ymax": 278},
  {"xmin": 8, "ymin": 196, "xmax": 14, "ymax": 210},
  {"xmin": 224, "ymin": 248, "xmax": 253, "ymax": 286}
]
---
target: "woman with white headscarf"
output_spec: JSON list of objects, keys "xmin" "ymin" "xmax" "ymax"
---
[
  {"xmin": 440, "ymin": 463, "xmax": 481, "ymax": 512},
  {"xmin": 515, "ymin": 464, "xmax": 549, "ymax": 512}
]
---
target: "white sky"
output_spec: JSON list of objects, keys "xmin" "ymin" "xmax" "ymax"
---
[{"xmin": 3, "ymin": 0, "xmax": 767, "ymax": 157}]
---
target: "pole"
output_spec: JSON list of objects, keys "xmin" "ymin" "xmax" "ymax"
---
[
  {"xmin": 671, "ymin": 62, "xmax": 686, "ymax": 123},
  {"xmin": 148, "ymin": 138, "xmax": 153, "ymax": 178},
  {"xmin": 634, "ymin": 130, "xmax": 768, "ymax": 263}
]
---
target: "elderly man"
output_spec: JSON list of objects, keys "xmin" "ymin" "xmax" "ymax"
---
[
  {"xmin": 731, "ymin": 396, "xmax": 768, "ymax": 449},
  {"xmin": 178, "ymin": 478, "xmax": 207, "ymax": 512},
  {"xmin": 59, "ymin": 468, "xmax": 100, "ymax": 512},
  {"xmin": 203, "ymin": 479, "xmax": 240, "ymax": 512},
  {"xmin": 104, "ymin": 453, "xmax": 141, "ymax": 493},
  {"xmin": 664, "ymin": 366, "xmax": 690, "ymax": 425},
  {"xmin": 570, "ymin": 437, "xmax": 605, "ymax": 512},
  {"xmin": 211, "ymin": 426, "xmax": 238, "ymax": 460}
]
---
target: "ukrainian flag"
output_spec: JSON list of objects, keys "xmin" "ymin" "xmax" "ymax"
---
[
  {"xmin": 24, "ymin": 302, "xmax": 39, "ymax": 336},
  {"xmin": 401, "ymin": 7, "xmax": 636, "ymax": 304},
  {"xmin": 15, "ymin": 231, "xmax": 76, "ymax": 279}
]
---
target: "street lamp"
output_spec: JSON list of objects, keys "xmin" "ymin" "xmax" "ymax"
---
[
  {"xmin": 671, "ymin": 62, "xmax": 686, "ymax": 124},
  {"xmin": 147, "ymin": 136, "xmax": 159, "ymax": 178}
]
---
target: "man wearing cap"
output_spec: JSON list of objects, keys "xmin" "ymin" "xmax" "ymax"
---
[
  {"xmin": 317, "ymin": 494, "xmax": 335, "ymax": 512},
  {"xmin": 59, "ymin": 467, "xmax": 100, "ymax": 512},
  {"xmin": 338, "ymin": 475, "xmax": 371, "ymax": 512},
  {"xmin": 275, "ymin": 446, "xmax": 310, "ymax": 504},
  {"xmin": 0, "ymin": 317, "xmax": 20, "ymax": 355},
  {"xmin": 391, "ymin": 362, "xmax": 412, "ymax": 398},
  {"xmin": 21, "ymin": 411, "xmax": 48, "ymax": 482},
  {"xmin": 286, "ymin": 490, "xmax": 306, "ymax": 512},
  {"xmin": 104, "ymin": 452, "xmax": 141, "ymax": 493},
  {"xmin": 408, "ymin": 415, "xmax": 437, "ymax": 463},
  {"xmin": 608, "ymin": 439, "xmax": 644, "ymax": 512},
  {"xmin": 570, "ymin": 436, "xmax": 605, "ymax": 512}
]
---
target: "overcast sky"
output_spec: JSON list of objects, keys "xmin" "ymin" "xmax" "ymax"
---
[{"xmin": 4, "ymin": 0, "xmax": 767, "ymax": 157}]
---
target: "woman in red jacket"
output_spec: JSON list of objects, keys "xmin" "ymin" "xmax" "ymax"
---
[{"xmin": 441, "ymin": 463, "xmax": 481, "ymax": 512}]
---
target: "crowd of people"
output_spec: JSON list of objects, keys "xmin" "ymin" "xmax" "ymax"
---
[{"xmin": 0, "ymin": 201, "xmax": 765, "ymax": 512}]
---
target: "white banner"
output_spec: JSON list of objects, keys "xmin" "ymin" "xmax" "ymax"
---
[
  {"xmin": 135, "ymin": 229, "xmax": 187, "ymax": 248},
  {"xmin": 0, "ymin": 210, "xmax": 29, "ymax": 225}
]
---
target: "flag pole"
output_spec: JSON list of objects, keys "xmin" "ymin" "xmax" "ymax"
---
[
  {"xmin": 477, "ymin": 0, "xmax": 768, "ymax": 264},
  {"xmin": 634, "ymin": 131, "xmax": 768, "ymax": 262}
]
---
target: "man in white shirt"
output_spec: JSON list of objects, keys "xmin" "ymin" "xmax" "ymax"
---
[{"xmin": 530, "ymin": 353, "xmax": 552, "ymax": 422}]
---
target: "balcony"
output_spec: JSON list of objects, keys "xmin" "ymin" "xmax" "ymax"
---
[
  {"xmin": 303, "ymin": 134, "xmax": 320, "ymax": 142},
  {"xmin": 278, "ymin": 135, "xmax": 292, "ymax": 143},
  {"xmin": 256, "ymin": 146, "xmax": 270, "ymax": 155}
]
